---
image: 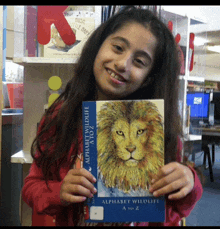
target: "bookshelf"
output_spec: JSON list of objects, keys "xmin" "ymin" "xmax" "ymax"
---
[
  {"xmin": 9, "ymin": 6, "xmax": 102, "ymax": 226},
  {"xmin": 13, "ymin": 57, "xmax": 78, "ymax": 65},
  {"xmin": 160, "ymin": 7, "xmax": 206, "ymax": 165}
]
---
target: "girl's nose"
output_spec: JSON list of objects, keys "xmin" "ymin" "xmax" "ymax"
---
[{"xmin": 114, "ymin": 53, "xmax": 132, "ymax": 72}]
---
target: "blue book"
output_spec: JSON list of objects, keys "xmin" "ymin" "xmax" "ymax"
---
[{"xmin": 82, "ymin": 99, "xmax": 165, "ymax": 223}]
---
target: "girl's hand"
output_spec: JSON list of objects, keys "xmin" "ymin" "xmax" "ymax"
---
[
  {"xmin": 149, "ymin": 162, "xmax": 194, "ymax": 200},
  {"xmin": 60, "ymin": 168, "xmax": 97, "ymax": 206}
]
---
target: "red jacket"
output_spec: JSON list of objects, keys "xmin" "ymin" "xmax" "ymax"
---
[{"xmin": 22, "ymin": 110, "xmax": 203, "ymax": 226}]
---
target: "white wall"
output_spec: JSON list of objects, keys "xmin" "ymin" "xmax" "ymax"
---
[
  {"xmin": 162, "ymin": 6, "xmax": 220, "ymax": 82},
  {"xmin": 162, "ymin": 5, "xmax": 220, "ymax": 31}
]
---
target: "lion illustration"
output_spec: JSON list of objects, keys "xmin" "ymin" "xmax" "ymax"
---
[{"xmin": 97, "ymin": 100, "xmax": 164, "ymax": 195}]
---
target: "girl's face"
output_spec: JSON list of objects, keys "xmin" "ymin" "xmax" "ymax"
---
[{"xmin": 93, "ymin": 22, "xmax": 157, "ymax": 100}]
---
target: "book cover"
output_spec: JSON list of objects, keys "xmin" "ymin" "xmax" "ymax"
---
[
  {"xmin": 43, "ymin": 6, "xmax": 95, "ymax": 58},
  {"xmin": 82, "ymin": 100, "xmax": 165, "ymax": 223}
]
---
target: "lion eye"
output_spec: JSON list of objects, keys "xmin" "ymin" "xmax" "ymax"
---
[
  {"xmin": 137, "ymin": 129, "xmax": 144, "ymax": 135},
  {"xmin": 116, "ymin": 131, "xmax": 124, "ymax": 136}
]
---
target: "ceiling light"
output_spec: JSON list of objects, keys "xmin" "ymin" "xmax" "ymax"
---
[
  {"xmin": 207, "ymin": 45, "xmax": 220, "ymax": 53},
  {"xmin": 194, "ymin": 37, "xmax": 209, "ymax": 46}
]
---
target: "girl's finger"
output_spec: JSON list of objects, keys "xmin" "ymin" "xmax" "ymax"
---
[
  {"xmin": 69, "ymin": 175, "xmax": 97, "ymax": 194},
  {"xmin": 152, "ymin": 178, "xmax": 187, "ymax": 197},
  {"xmin": 70, "ymin": 168, "xmax": 97, "ymax": 183},
  {"xmin": 168, "ymin": 185, "xmax": 192, "ymax": 200},
  {"xmin": 153, "ymin": 162, "xmax": 177, "ymax": 183},
  {"xmin": 150, "ymin": 168, "xmax": 181, "ymax": 193},
  {"xmin": 64, "ymin": 193, "xmax": 87, "ymax": 204},
  {"xmin": 68, "ymin": 184, "xmax": 94, "ymax": 198}
]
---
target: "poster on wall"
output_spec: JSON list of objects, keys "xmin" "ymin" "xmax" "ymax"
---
[{"xmin": 43, "ymin": 6, "xmax": 95, "ymax": 59}]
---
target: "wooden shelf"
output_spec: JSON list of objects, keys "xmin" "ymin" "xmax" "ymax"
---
[
  {"xmin": 11, "ymin": 150, "xmax": 33, "ymax": 164},
  {"xmin": 13, "ymin": 57, "xmax": 78, "ymax": 66},
  {"xmin": 179, "ymin": 75, "xmax": 205, "ymax": 82},
  {"xmin": 184, "ymin": 134, "xmax": 202, "ymax": 141}
]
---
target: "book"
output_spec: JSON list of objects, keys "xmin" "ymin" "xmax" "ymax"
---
[
  {"xmin": 7, "ymin": 83, "xmax": 24, "ymax": 108},
  {"xmin": 43, "ymin": 6, "xmax": 95, "ymax": 58},
  {"xmin": 25, "ymin": 6, "xmax": 38, "ymax": 57},
  {"xmin": 82, "ymin": 99, "xmax": 165, "ymax": 223}
]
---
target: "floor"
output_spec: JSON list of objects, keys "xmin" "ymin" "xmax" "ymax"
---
[{"xmin": 186, "ymin": 145, "xmax": 220, "ymax": 226}]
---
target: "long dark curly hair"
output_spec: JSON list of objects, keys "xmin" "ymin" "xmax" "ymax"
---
[{"xmin": 31, "ymin": 6, "xmax": 182, "ymax": 225}]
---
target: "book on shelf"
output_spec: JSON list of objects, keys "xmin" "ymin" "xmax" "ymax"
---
[
  {"xmin": 43, "ymin": 6, "xmax": 95, "ymax": 58},
  {"xmin": 6, "ymin": 83, "xmax": 24, "ymax": 109},
  {"xmin": 82, "ymin": 99, "xmax": 165, "ymax": 223},
  {"xmin": 25, "ymin": 6, "xmax": 38, "ymax": 57}
]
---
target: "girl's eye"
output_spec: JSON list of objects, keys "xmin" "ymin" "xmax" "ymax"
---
[
  {"xmin": 116, "ymin": 131, "xmax": 124, "ymax": 136},
  {"xmin": 113, "ymin": 45, "xmax": 123, "ymax": 52},
  {"xmin": 134, "ymin": 58, "xmax": 146, "ymax": 67}
]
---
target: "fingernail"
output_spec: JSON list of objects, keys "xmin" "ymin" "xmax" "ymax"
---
[
  {"xmin": 153, "ymin": 191, "xmax": 158, "ymax": 197},
  {"xmin": 92, "ymin": 187, "xmax": 97, "ymax": 194},
  {"xmin": 93, "ymin": 177, "xmax": 97, "ymax": 183},
  {"xmin": 149, "ymin": 187, "xmax": 153, "ymax": 193}
]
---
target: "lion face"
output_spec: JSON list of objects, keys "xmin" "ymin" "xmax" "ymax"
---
[
  {"xmin": 112, "ymin": 118, "xmax": 149, "ymax": 167},
  {"xmin": 97, "ymin": 100, "xmax": 164, "ymax": 194}
]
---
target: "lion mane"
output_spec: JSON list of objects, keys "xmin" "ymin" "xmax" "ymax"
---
[{"xmin": 97, "ymin": 100, "xmax": 164, "ymax": 194}]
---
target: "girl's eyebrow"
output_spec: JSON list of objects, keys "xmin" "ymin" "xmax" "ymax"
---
[
  {"xmin": 112, "ymin": 36, "xmax": 131, "ymax": 48},
  {"xmin": 111, "ymin": 36, "xmax": 153, "ymax": 63}
]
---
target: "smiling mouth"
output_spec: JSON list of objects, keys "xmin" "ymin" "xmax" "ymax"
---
[{"xmin": 106, "ymin": 68, "xmax": 126, "ymax": 82}]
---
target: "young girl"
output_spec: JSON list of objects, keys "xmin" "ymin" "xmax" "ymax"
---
[{"xmin": 22, "ymin": 7, "xmax": 203, "ymax": 226}]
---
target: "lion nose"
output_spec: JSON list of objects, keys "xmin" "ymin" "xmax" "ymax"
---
[{"xmin": 126, "ymin": 145, "xmax": 136, "ymax": 153}]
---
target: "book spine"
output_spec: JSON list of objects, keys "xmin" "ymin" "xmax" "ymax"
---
[
  {"xmin": 83, "ymin": 101, "xmax": 98, "ymax": 221},
  {"xmin": 82, "ymin": 101, "xmax": 97, "ymax": 179}
]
